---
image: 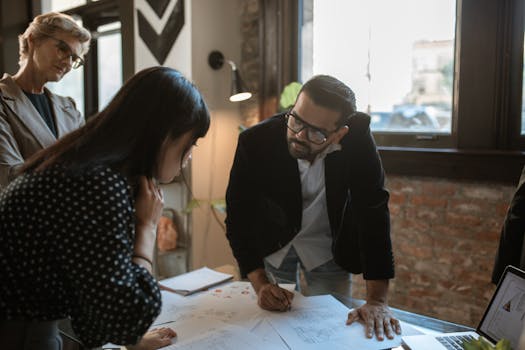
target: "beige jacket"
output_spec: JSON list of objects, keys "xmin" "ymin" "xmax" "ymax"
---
[{"xmin": 0, "ymin": 73, "xmax": 84, "ymax": 189}]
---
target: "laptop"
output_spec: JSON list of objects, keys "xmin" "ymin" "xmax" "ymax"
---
[{"xmin": 402, "ymin": 265, "xmax": 525, "ymax": 350}]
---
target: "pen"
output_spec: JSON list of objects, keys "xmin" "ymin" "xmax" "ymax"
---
[{"xmin": 268, "ymin": 272, "xmax": 292, "ymax": 311}]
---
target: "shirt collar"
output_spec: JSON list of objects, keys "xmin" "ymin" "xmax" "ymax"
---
[{"xmin": 297, "ymin": 142, "xmax": 342, "ymax": 169}]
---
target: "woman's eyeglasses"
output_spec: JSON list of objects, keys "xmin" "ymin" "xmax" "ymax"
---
[
  {"xmin": 44, "ymin": 35, "xmax": 84, "ymax": 69},
  {"xmin": 285, "ymin": 111, "xmax": 338, "ymax": 145}
]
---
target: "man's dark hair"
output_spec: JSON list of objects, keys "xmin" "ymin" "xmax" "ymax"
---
[
  {"xmin": 21, "ymin": 66, "xmax": 210, "ymax": 178},
  {"xmin": 299, "ymin": 75, "xmax": 357, "ymax": 125}
]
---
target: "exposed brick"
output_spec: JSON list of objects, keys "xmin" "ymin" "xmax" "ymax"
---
[
  {"xmin": 445, "ymin": 212, "xmax": 483, "ymax": 227},
  {"xmin": 448, "ymin": 199, "xmax": 491, "ymax": 215},
  {"xmin": 389, "ymin": 203, "xmax": 402, "ymax": 216},
  {"xmin": 476, "ymin": 230, "xmax": 501, "ymax": 242},
  {"xmin": 461, "ymin": 186, "xmax": 503, "ymax": 201},
  {"xmin": 389, "ymin": 191, "xmax": 407, "ymax": 205},
  {"xmin": 421, "ymin": 181, "xmax": 458, "ymax": 197},
  {"xmin": 410, "ymin": 195, "xmax": 448, "ymax": 208},
  {"xmin": 406, "ymin": 207, "xmax": 443, "ymax": 223},
  {"xmin": 497, "ymin": 203, "xmax": 510, "ymax": 217},
  {"xmin": 387, "ymin": 177, "xmax": 417, "ymax": 193},
  {"xmin": 398, "ymin": 244, "xmax": 434, "ymax": 259},
  {"xmin": 433, "ymin": 224, "xmax": 473, "ymax": 238}
]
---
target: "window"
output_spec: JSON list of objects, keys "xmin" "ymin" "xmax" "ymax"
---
[
  {"xmin": 41, "ymin": 0, "xmax": 87, "ymax": 12},
  {"xmin": 96, "ymin": 22, "xmax": 122, "ymax": 110},
  {"xmin": 39, "ymin": 0, "xmax": 132, "ymax": 118},
  {"xmin": 260, "ymin": 0, "xmax": 525, "ymax": 182},
  {"xmin": 46, "ymin": 66, "xmax": 85, "ymax": 117},
  {"xmin": 300, "ymin": 0, "xmax": 456, "ymax": 135}
]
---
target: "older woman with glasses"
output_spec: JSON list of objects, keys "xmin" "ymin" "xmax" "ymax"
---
[{"xmin": 0, "ymin": 12, "xmax": 90, "ymax": 189}]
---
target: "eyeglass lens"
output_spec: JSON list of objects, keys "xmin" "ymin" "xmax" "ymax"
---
[
  {"xmin": 55, "ymin": 39, "xmax": 84, "ymax": 69},
  {"xmin": 287, "ymin": 113, "xmax": 327, "ymax": 144}
]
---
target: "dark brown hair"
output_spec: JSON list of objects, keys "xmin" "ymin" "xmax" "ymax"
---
[
  {"xmin": 299, "ymin": 74, "xmax": 357, "ymax": 125},
  {"xmin": 21, "ymin": 66, "xmax": 210, "ymax": 179}
]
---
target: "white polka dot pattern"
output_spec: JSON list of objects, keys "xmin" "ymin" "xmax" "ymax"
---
[{"xmin": 0, "ymin": 165, "xmax": 161, "ymax": 347}]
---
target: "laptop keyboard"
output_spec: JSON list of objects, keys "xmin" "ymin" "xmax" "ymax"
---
[{"xmin": 436, "ymin": 334, "xmax": 476, "ymax": 350}]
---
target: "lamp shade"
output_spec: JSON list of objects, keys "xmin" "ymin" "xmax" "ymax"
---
[
  {"xmin": 208, "ymin": 50, "xmax": 252, "ymax": 102},
  {"xmin": 230, "ymin": 68, "xmax": 252, "ymax": 102}
]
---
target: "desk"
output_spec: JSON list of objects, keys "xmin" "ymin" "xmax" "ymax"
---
[
  {"xmin": 62, "ymin": 272, "xmax": 473, "ymax": 349},
  {"xmin": 334, "ymin": 294, "xmax": 474, "ymax": 334},
  {"xmin": 213, "ymin": 264, "xmax": 473, "ymax": 334}
]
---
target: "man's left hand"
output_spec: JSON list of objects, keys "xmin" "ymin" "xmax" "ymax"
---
[{"xmin": 346, "ymin": 302, "xmax": 402, "ymax": 340}]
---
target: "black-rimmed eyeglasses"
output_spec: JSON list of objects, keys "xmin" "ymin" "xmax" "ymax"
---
[
  {"xmin": 285, "ymin": 111, "xmax": 338, "ymax": 145},
  {"xmin": 44, "ymin": 35, "xmax": 85, "ymax": 69}
]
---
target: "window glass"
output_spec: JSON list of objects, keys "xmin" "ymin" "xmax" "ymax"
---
[
  {"xmin": 301, "ymin": 0, "xmax": 456, "ymax": 133},
  {"xmin": 41, "ymin": 0, "xmax": 87, "ymax": 12},
  {"xmin": 47, "ymin": 67, "xmax": 85, "ymax": 117},
  {"xmin": 97, "ymin": 22, "xmax": 122, "ymax": 110}
]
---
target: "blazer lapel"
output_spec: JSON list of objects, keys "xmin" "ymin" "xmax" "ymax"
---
[
  {"xmin": 0, "ymin": 74, "xmax": 56, "ymax": 148},
  {"xmin": 45, "ymin": 88, "xmax": 80, "ymax": 138}
]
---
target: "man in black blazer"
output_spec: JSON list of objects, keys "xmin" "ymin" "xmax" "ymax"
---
[{"xmin": 225, "ymin": 75, "xmax": 400, "ymax": 340}]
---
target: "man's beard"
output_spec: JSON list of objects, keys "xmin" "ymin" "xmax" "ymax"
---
[{"xmin": 287, "ymin": 138, "xmax": 313, "ymax": 160}]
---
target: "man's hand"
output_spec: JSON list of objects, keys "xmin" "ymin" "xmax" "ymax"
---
[
  {"xmin": 257, "ymin": 283, "xmax": 294, "ymax": 311},
  {"xmin": 247, "ymin": 268, "xmax": 294, "ymax": 312},
  {"xmin": 346, "ymin": 302, "xmax": 401, "ymax": 340},
  {"xmin": 345, "ymin": 279, "xmax": 401, "ymax": 340}
]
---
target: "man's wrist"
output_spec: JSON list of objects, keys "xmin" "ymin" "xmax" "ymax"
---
[{"xmin": 247, "ymin": 268, "xmax": 271, "ymax": 294}]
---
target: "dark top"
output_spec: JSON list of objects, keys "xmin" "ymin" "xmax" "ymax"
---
[
  {"xmin": 492, "ymin": 167, "xmax": 525, "ymax": 283},
  {"xmin": 23, "ymin": 90, "xmax": 57, "ymax": 137},
  {"xmin": 0, "ymin": 165, "xmax": 161, "ymax": 347},
  {"xmin": 225, "ymin": 112, "xmax": 394, "ymax": 279}
]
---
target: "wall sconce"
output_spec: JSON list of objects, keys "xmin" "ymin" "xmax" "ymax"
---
[{"xmin": 208, "ymin": 50, "xmax": 252, "ymax": 102}]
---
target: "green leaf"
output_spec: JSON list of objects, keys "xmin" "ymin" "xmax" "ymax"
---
[
  {"xmin": 462, "ymin": 337, "xmax": 512, "ymax": 350},
  {"xmin": 495, "ymin": 339, "xmax": 511, "ymax": 350},
  {"xmin": 279, "ymin": 82, "xmax": 303, "ymax": 111},
  {"xmin": 210, "ymin": 199, "xmax": 226, "ymax": 213},
  {"xmin": 184, "ymin": 198, "xmax": 202, "ymax": 213}
]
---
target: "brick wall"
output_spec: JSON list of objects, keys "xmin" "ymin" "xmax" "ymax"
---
[
  {"xmin": 238, "ymin": 2, "xmax": 517, "ymax": 328},
  {"xmin": 352, "ymin": 176, "xmax": 514, "ymax": 327}
]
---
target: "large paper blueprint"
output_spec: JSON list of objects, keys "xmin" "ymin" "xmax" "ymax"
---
[{"xmin": 153, "ymin": 281, "xmax": 422, "ymax": 349}]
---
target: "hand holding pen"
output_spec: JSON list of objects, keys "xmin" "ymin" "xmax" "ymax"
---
[{"xmin": 260, "ymin": 272, "xmax": 294, "ymax": 312}]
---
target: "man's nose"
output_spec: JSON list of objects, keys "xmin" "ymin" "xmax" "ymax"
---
[{"xmin": 295, "ymin": 128, "xmax": 309, "ymax": 141}]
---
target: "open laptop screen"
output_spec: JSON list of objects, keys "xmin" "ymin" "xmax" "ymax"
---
[{"xmin": 477, "ymin": 265, "xmax": 525, "ymax": 349}]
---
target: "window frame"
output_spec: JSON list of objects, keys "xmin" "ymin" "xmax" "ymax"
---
[
  {"xmin": 260, "ymin": 0, "xmax": 525, "ymax": 184},
  {"xmin": 34, "ymin": 0, "xmax": 134, "ymax": 118}
]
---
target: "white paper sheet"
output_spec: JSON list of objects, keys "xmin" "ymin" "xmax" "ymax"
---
[
  {"xmin": 159, "ymin": 267, "xmax": 233, "ymax": 295},
  {"xmin": 151, "ymin": 280, "xmax": 428, "ymax": 350},
  {"xmin": 267, "ymin": 294, "xmax": 423, "ymax": 350},
  {"xmin": 163, "ymin": 324, "xmax": 272, "ymax": 350}
]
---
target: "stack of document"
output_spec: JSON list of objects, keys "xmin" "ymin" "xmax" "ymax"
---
[
  {"xmin": 159, "ymin": 267, "xmax": 233, "ymax": 296},
  {"xmin": 151, "ymin": 279, "xmax": 423, "ymax": 350}
]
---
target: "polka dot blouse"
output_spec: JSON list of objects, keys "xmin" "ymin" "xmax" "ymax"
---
[{"xmin": 0, "ymin": 165, "xmax": 161, "ymax": 347}]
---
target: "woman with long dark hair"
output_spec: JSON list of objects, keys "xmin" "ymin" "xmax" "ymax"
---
[{"xmin": 0, "ymin": 66, "xmax": 210, "ymax": 349}]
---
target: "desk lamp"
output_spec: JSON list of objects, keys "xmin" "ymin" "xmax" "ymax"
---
[{"xmin": 208, "ymin": 50, "xmax": 252, "ymax": 102}]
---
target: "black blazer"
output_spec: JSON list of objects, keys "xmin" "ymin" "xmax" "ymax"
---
[
  {"xmin": 492, "ymin": 166, "xmax": 525, "ymax": 283},
  {"xmin": 225, "ymin": 112, "xmax": 394, "ymax": 279}
]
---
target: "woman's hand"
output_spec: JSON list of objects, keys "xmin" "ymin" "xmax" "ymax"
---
[
  {"xmin": 127, "ymin": 327, "xmax": 177, "ymax": 350},
  {"xmin": 134, "ymin": 176, "xmax": 164, "ymax": 232},
  {"xmin": 133, "ymin": 177, "xmax": 164, "ymax": 269}
]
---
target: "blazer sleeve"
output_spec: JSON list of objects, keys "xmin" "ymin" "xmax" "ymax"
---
[
  {"xmin": 0, "ymin": 105, "xmax": 24, "ymax": 189},
  {"xmin": 333, "ymin": 113, "xmax": 394, "ymax": 280},
  {"xmin": 492, "ymin": 168, "xmax": 525, "ymax": 283},
  {"xmin": 225, "ymin": 132, "xmax": 266, "ymax": 277}
]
